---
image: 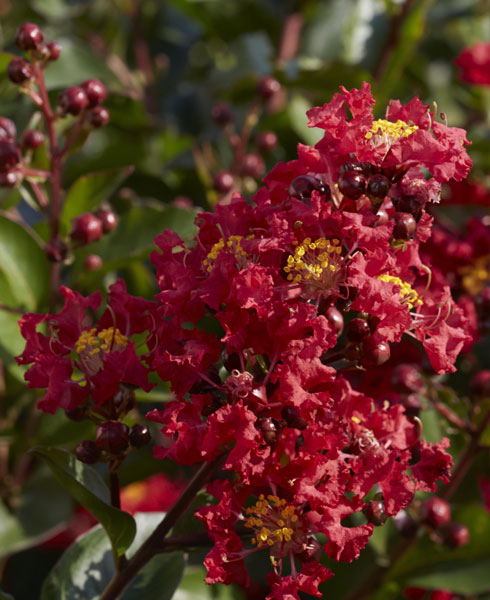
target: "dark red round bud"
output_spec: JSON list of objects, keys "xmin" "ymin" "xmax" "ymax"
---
[
  {"xmin": 129, "ymin": 424, "xmax": 151, "ymax": 448},
  {"xmin": 59, "ymin": 86, "xmax": 89, "ymax": 116},
  {"xmin": 392, "ymin": 364, "xmax": 425, "ymax": 394},
  {"xmin": 0, "ymin": 118, "xmax": 16, "ymax": 141},
  {"xmin": 442, "ymin": 522, "xmax": 470, "ymax": 549},
  {"xmin": 22, "ymin": 129, "xmax": 44, "ymax": 149},
  {"xmin": 256, "ymin": 76, "xmax": 281, "ymax": 100},
  {"xmin": 213, "ymin": 171, "xmax": 234, "ymax": 193},
  {"xmin": 256, "ymin": 417, "xmax": 278, "ymax": 443},
  {"xmin": 0, "ymin": 141, "xmax": 20, "ymax": 172},
  {"xmin": 429, "ymin": 591, "xmax": 453, "ymax": 600},
  {"xmin": 470, "ymin": 370, "xmax": 490, "ymax": 397},
  {"xmin": 367, "ymin": 174, "xmax": 390, "ymax": 199},
  {"xmin": 256, "ymin": 130, "xmax": 278, "ymax": 153},
  {"xmin": 45, "ymin": 238, "xmax": 68, "ymax": 262},
  {"xmin": 70, "ymin": 213, "xmax": 103, "ymax": 245},
  {"xmin": 420, "ymin": 497, "xmax": 451, "ymax": 529},
  {"xmin": 240, "ymin": 153, "xmax": 265, "ymax": 178},
  {"xmin": 15, "ymin": 23, "xmax": 44, "ymax": 51},
  {"xmin": 89, "ymin": 106, "xmax": 110, "ymax": 128},
  {"xmin": 65, "ymin": 405, "xmax": 87, "ymax": 421},
  {"xmin": 394, "ymin": 510, "xmax": 418, "ymax": 537},
  {"xmin": 75, "ymin": 440, "xmax": 100, "ymax": 464},
  {"xmin": 363, "ymin": 500, "xmax": 387, "ymax": 526},
  {"xmin": 0, "ymin": 170, "xmax": 22, "ymax": 187},
  {"xmin": 360, "ymin": 337, "xmax": 391, "ymax": 367},
  {"xmin": 393, "ymin": 212, "xmax": 417, "ymax": 240},
  {"xmin": 84, "ymin": 254, "xmax": 103, "ymax": 272},
  {"xmin": 211, "ymin": 101, "xmax": 232, "ymax": 125},
  {"xmin": 281, "ymin": 406, "xmax": 307, "ymax": 430},
  {"xmin": 338, "ymin": 171, "xmax": 366, "ymax": 200},
  {"xmin": 403, "ymin": 587, "xmax": 426, "ymax": 600},
  {"xmin": 95, "ymin": 420, "xmax": 130, "ymax": 454},
  {"xmin": 339, "ymin": 161, "xmax": 372, "ymax": 177},
  {"xmin": 7, "ymin": 58, "xmax": 34, "ymax": 84},
  {"xmin": 375, "ymin": 207, "xmax": 389, "ymax": 225},
  {"xmin": 95, "ymin": 209, "xmax": 118, "ymax": 233},
  {"xmin": 81, "ymin": 79, "xmax": 107, "ymax": 107},
  {"xmin": 325, "ymin": 306, "xmax": 344, "ymax": 334},
  {"xmin": 288, "ymin": 174, "xmax": 330, "ymax": 202},
  {"xmin": 46, "ymin": 41, "xmax": 62, "ymax": 61},
  {"xmin": 347, "ymin": 318, "xmax": 371, "ymax": 342}
]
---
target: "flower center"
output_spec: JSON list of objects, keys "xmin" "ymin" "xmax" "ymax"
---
[
  {"xmin": 244, "ymin": 494, "xmax": 305, "ymax": 558},
  {"xmin": 203, "ymin": 235, "xmax": 252, "ymax": 272},
  {"xmin": 284, "ymin": 237, "xmax": 343, "ymax": 293},
  {"xmin": 365, "ymin": 118, "xmax": 418, "ymax": 141},
  {"xmin": 377, "ymin": 274, "xmax": 423, "ymax": 309},
  {"xmin": 458, "ymin": 255, "xmax": 490, "ymax": 295},
  {"xmin": 75, "ymin": 327, "xmax": 128, "ymax": 376}
]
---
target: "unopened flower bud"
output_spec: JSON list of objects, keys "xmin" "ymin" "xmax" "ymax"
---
[
  {"xmin": 95, "ymin": 420, "xmax": 130, "ymax": 454},
  {"xmin": 75, "ymin": 440, "xmax": 100, "ymax": 464}
]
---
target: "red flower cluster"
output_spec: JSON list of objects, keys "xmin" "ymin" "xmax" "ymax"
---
[
  {"xmin": 17, "ymin": 83, "xmax": 473, "ymax": 598},
  {"xmin": 455, "ymin": 41, "xmax": 490, "ymax": 87},
  {"xmin": 17, "ymin": 279, "xmax": 156, "ymax": 415},
  {"xmin": 145, "ymin": 84, "xmax": 468, "ymax": 597}
]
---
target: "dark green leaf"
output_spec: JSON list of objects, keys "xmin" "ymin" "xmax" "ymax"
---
[
  {"xmin": 178, "ymin": 567, "xmax": 235, "ymax": 599},
  {"xmin": 60, "ymin": 167, "xmax": 133, "ymax": 235},
  {"xmin": 0, "ymin": 216, "xmax": 49, "ymax": 311},
  {"xmin": 40, "ymin": 513, "xmax": 185, "ymax": 600},
  {"xmin": 34, "ymin": 446, "xmax": 136, "ymax": 556},
  {"xmin": 0, "ymin": 588, "xmax": 15, "ymax": 600}
]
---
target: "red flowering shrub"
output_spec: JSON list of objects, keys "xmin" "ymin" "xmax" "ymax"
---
[{"xmin": 455, "ymin": 41, "xmax": 490, "ymax": 86}]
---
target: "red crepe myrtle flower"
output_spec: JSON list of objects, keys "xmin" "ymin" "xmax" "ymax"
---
[
  {"xmin": 455, "ymin": 41, "xmax": 490, "ymax": 86},
  {"xmin": 16, "ymin": 279, "xmax": 156, "ymax": 414}
]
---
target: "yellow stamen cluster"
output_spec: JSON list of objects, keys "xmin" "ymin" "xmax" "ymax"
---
[
  {"xmin": 377, "ymin": 274, "xmax": 423, "ymax": 309},
  {"xmin": 75, "ymin": 327, "xmax": 128, "ymax": 355},
  {"xmin": 244, "ymin": 494, "xmax": 298, "ymax": 549},
  {"xmin": 284, "ymin": 237, "xmax": 342, "ymax": 284},
  {"xmin": 365, "ymin": 119, "xmax": 418, "ymax": 140},
  {"xmin": 459, "ymin": 255, "xmax": 490, "ymax": 296},
  {"xmin": 202, "ymin": 235, "xmax": 252, "ymax": 272}
]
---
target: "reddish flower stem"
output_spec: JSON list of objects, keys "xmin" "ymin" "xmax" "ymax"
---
[
  {"xmin": 99, "ymin": 454, "xmax": 226, "ymax": 600},
  {"xmin": 33, "ymin": 64, "xmax": 64, "ymax": 311},
  {"xmin": 343, "ymin": 405, "xmax": 490, "ymax": 600},
  {"xmin": 430, "ymin": 397, "xmax": 469, "ymax": 432}
]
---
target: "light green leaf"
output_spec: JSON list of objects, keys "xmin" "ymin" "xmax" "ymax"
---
[
  {"xmin": 288, "ymin": 94, "xmax": 323, "ymax": 146},
  {"xmin": 41, "ymin": 513, "xmax": 185, "ymax": 600},
  {"xmin": 34, "ymin": 447, "xmax": 136, "ymax": 557}
]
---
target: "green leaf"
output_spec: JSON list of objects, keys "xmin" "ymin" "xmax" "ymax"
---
[
  {"xmin": 401, "ymin": 559, "xmax": 490, "ymax": 594},
  {"xmin": 40, "ymin": 513, "xmax": 185, "ymax": 600},
  {"xmin": 60, "ymin": 167, "xmax": 133, "ymax": 235},
  {"xmin": 34, "ymin": 447, "xmax": 136, "ymax": 557},
  {"xmin": 0, "ymin": 588, "xmax": 15, "ymax": 600},
  {"xmin": 43, "ymin": 39, "xmax": 119, "ymax": 90},
  {"xmin": 0, "ymin": 216, "xmax": 49, "ymax": 311},
  {"xmin": 287, "ymin": 94, "xmax": 323, "ymax": 146},
  {"xmin": 178, "ymin": 567, "xmax": 235, "ymax": 599}
]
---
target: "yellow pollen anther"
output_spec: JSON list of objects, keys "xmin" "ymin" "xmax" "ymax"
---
[
  {"xmin": 458, "ymin": 255, "xmax": 490, "ymax": 296},
  {"xmin": 366, "ymin": 118, "xmax": 419, "ymax": 141},
  {"xmin": 377, "ymin": 274, "xmax": 423, "ymax": 309},
  {"xmin": 75, "ymin": 327, "xmax": 129, "ymax": 376},
  {"xmin": 203, "ymin": 234, "xmax": 253, "ymax": 272},
  {"xmin": 284, "ymin": 237, "xmax": 343, "ymax": 285}
]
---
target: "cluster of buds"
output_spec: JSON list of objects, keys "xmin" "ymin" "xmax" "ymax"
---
[
  {"xmin": 17, "ymin": 82, "xmax": 477, "ymax": 599},
  {"xmin": 209, "ymin": 76, "xmax": 281, "ymax": 198},
  {"xmin": 1, "ymin": 23, "xmax": 109, "ymax": 190}
]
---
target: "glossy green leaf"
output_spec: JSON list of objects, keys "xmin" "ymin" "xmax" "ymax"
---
[
  {"xmin": 34, "ymin": 446, "xmax": 136, "ymax": 557},
  {"xmin": 0, "ymin": 216, "xmax": 49, "ymax": 311},
  {"xmin": 41, "ymin": 513, "xmax": 185, "ymax": 600},
  {"xmin": 60, "ymin": 167, "xmax": 133, "ymax": 235},
  {"xmin": 177, "ymin": 567, "xmax": 236, "ymax": 599}
]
